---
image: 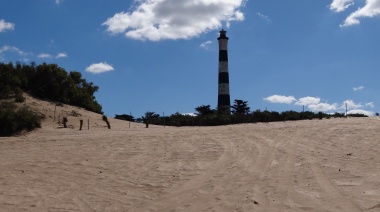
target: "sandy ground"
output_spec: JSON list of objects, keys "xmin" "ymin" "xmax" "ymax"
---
[{"xmin": 0, "ymin": 96, "xmax": 380, "ymax": 211}]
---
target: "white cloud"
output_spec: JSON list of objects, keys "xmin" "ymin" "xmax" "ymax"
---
[
  {"xmin": 330, "ymin": 0, "xmax": 355, "ymax": 12},
  {"xmin": 295, "ymin": 96, "xmax": 321, "ymax": 106},
  {"xmin": 342, "ymin": 99, "xmax": 362, "ymax": 109},
  {"xmin": 0, "ymin": 45, "xmax": 26, "ymax": 56},
  {"xmin": 0, "ymin": 19, "xmax": 15, "ymax": 33},
  {"xmin": 264, "ymin": 95, "xmax": 296, "ymax": 104},
  {"xmin": 340, "ymin": 0, "xmax": 380, "ymax": 27},
  {"xmin": 366, "ymin": 102, "xmax": 375, "ymax": 108},
  {"xmin": 256, "ymin": 12, "xmax": 272, "ymax": 22},
  {"xmin": 55, "ymin": 0, "xmax": 63, "ymax": 5},
  {"xmin": 347, "ymin": 109, "xmax": 375, "ymax": 116},
  {"xmin": 226, "ymin": 10, "xmax": 245, "ymax": 27},
  {"xmin": 38, "ymin": 53, "xmax": 52, "ymax": 59},
  {"xmin": 56, "ymin": 52, "xmax": 67, "ymax": 58},
  {"xmin": 38, "ymin": 52, "xmax": 67, "ymax": 59},
  {"xmin": 183, "ymin": 113, "xmax": 197, "ymax": 116},
  {"xmin": 0, "ymin": 45, "xmax": 30, "ymax": 61},
  {"xmin": 0, "ymin": 45, "xmax": 68, "ymax": 61},
  {"xmin": 353, "ymin": 85, "xmax": 364, "ymax": 91},
  {"xmin": 263, "ymin": 93, "xmax": 375, "ymax": 115},
  {"xmin": 296, "ymin": 96, "xmax": 335, "ymax": 112},
  {"xmin": 85, "ymin": 62, "xmax": 114, "ymax": 74},
  {"xmin": 200, "ymin": 40, "xmax": 212, "ymax": 49},
  {"xmin": 308, "ymin": 103, "xmax": 338, "ymax": 112},
  {"xmin": 102, "ymin": 0, "xmax": 245, "ymax": 41}
]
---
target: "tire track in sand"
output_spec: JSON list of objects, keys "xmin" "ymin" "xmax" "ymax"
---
[
  {"xmin": 134, "ymin": 128, "xmax": 236, "ymax": 211},
  {"xmin": 184, "ymin": 126, "xmax": 291, "ymax": 211},
  {"xmin": 187, "ymin": 130, "xmax": 269, "ymax": 211},
  {"xmin": 263, "ymin": 128, "xmax": 300, "ymax": 211},
  {"xmin": 141, "ymin": 126, "xmax": 284, "ymax": 212},
  {"xmin": 306, "ymin": 125, "xmax": 363, "ymax": 211},
  {"xmin": 72, "ymin": 195, "xmax": 93, "ymax": 212},
  {"xmin": 310, "ymin": 161, "xmax": 362, "ymax": 211}
]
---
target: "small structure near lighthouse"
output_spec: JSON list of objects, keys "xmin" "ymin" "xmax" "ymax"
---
[{"xmin": 217, "ymin": 29, "xmax": 231, "ymax": 114}]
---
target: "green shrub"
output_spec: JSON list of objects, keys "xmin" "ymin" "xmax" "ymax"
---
[
  {"xmin": 63, "ymin": 117, "xmax": 68, "ymax": 128},
  {"xmin": 0, "ymin": 62, "xmax": 103, "ymax": 114},
  {"xmin": 14, "ymin": 94, "xmax": 26, "ymax": 103},
  {"xmin": 0, "ymin": 102, "xmax": 43, "ymax": 136},
  {"xmin": 102, "ymin": 115, "xmax": 111, "ymax": 129}
]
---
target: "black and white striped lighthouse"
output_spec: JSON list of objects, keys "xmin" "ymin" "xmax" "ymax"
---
[{"xmin": 217, "ymin": 29, "xmax": 231, "ymax": 114}]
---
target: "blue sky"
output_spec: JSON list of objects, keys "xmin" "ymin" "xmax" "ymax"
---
[{"xmin": 1, "ymin": 0, "xmax": 379, "ymax": 117}]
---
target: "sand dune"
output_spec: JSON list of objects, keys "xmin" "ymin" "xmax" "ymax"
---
[{"xmin": 1, "ymin": 96, "xmax": 380, "ymax": 211}]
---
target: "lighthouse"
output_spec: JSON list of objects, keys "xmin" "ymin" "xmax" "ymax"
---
[{"xmin": 217, "ymin": 29, "xmax": 231, "ymax": 114}]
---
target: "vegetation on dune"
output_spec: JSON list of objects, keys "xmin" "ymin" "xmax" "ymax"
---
[
  {"xmin": 116, "ymin": 99, "xmax": 369, "ymax": 127},
  {"xmin": 2, "ymin": 61, "xmax": 370, "ymax": 134},
  {"xmin": 102, "ymin": 115, "xmax": 111, "ymax": 129},
  {"xmin": 0, "ymin": 62, "xmax": 103, "ymax": 136},
  {"xmin": 0, "ymin": 101, "xmax": 43, "ymax": 136},
  {"xmin": 0, "ymin": 62, "xmax": 102, "ymax": 114},
  {"xmin": 140, "ymin": 111, "xmax": 160, "ymax": 128},
  {"xmin": 115, "ymin": 114, "xmax": 135, "ymax": 122}
]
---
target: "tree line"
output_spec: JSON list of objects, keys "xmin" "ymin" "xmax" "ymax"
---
[
  {"xmin": 0, "ymin": 62, "xmax": 102, "ymax": 136},
  {"xmin": 0, "ymin": 62, "xmax": 102, "ymax": 113},
  {"xmin": 115, "ymin": 99, "xmax": 368, "ymax": 127}
]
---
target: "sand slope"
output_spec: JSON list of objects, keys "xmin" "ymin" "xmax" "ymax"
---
[{"xmin": 1, "ymin": 96, "xmax": 380, "ymax": 211}]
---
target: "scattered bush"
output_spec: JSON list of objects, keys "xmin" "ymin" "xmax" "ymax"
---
[
  {"xmin": 147, "ymin": 106, "xmax": 369, "ymax": 127},
  {"xmin": 14, "ymin": 94, "xmax": 26, "ymax": 103},
  {"xmin": 141, "ymin": 112, "xmax": 159, "ymax": 128},
  {"xmin": 0, "ymin": 102, "xmax": 43, "ymax": 136},
  {"xmin": 63, "ymin": 117, "xmax": 68, "ymax": 128},
  {"xmin": 102, "ymin": 115, "xmax": 111, "ymax": 129},
  {"xmin": 347, "ymin": 113, "xmax": 367, "ymax": 117},
  {"xmin": 115, "ymin": 114, "xmax": 135, "ymax": 122}
]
